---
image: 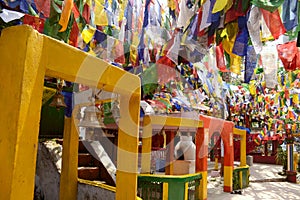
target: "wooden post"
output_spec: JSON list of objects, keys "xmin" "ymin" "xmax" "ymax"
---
[{"xmin": 165, "ymin": 130, "xmax": 175, "ymax": 175}]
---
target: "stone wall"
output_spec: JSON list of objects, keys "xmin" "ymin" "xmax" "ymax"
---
[{"xmin": 35, "ymin": 141, "xmax": 115, "ymax": 200}]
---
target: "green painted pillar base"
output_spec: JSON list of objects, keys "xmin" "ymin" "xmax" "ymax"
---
[{"xmin": 168, "ymin": 182, "xmax": 185, "ymax": 200}]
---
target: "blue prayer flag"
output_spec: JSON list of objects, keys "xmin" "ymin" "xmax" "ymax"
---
[
  {"xmin": 282, "ymin": 0, "xmax": 298, "ymax": 31},
  {"xmin": 244, "ymin": 45, "xmax": 257, "ymax": 83}
]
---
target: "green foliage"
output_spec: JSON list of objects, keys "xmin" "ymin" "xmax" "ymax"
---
[{"xmin": 276, "ymin": 147, "xmax": 287, "ymax": 171}]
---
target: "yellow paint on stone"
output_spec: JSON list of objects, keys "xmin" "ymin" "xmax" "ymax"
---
[
  {"xmin": 0, "ymin": 25, "xmax": 45, "ymax": 200},
  {"xmin": 224, "ymin": 166, "xmax": 233, "ymax": 190},
  {"xmin": 199, "ymin": 171, "xmax": 207, "ymax": 200},
  {"xmin": 59, "ymin": 117, "xmax": 78, "ymax": 200}
]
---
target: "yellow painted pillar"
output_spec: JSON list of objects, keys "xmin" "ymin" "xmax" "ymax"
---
[
  {"xmin": 214, "ymin": 158, "xmax": 219, "ymax": 170},
  {"xmin": 141, "ymin": 116, "xmax": 152, "ymax": 173},
  {"xmin": 199, "ymin": 171, "xmax": 207, "ymax": 200},
  {"xmin": 116, "ymin": 93, "xmax": 140, "ymax": 200},
  {"xmin": 240, "ymin": 130, "xmax": 246, "ymax": 167},
  {"xmin": 60, "ymin": 117, "xmax": 79, "ymax": 200},
  {"xmin": 162, "ymin": 183, "xmax": 169, "ymax": 200},
  {"xmin": 0, "ymin": 26, "xmax": 45, "ymax": 199},
  {"xmin": 223, "ymin": 166, "xmax": 233, "ymax": 192}
]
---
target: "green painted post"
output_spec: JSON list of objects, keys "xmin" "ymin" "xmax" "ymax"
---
[{"xmin": 168, "ymin": 182, "xmax": 185, "ymax": 200}]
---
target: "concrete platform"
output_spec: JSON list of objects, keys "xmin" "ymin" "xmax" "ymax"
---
[{"xmin": 207, "ymin": 162, "xmax": 300, "ymax": 199}]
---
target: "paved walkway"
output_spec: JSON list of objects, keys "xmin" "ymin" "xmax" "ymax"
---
[{"xmin": 207, "ymin": 162, "xmax": 300, "ymax": 199}]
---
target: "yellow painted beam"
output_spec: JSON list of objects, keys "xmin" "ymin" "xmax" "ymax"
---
[
  {"xmin": 233, "ymin": 128, "xmax": 246, "ymax": 166},
  {"xmin": 0, "ymin": 25, "xmax": 45, "ymax": 200},
  {"xmin": 233, "ymin": 128, "xmax": 245, "ymax": 135},
  {"xmin": 60, "ymin": 117, "xmax": 79, "ymax": 200},
  {"xmin": 116, "ymin": 94, "xmax": 141, "ymax": 200},
  {"xmin": 144, "ymin": 115, "xmax": 203, "ymax": 128},
  {"xmin": 43, "ymin": 36, "xmax": 140, "ymax": 96},
  {"xmin": 141, "ymin": 116, "xmax": 152, "ymax": 173}
]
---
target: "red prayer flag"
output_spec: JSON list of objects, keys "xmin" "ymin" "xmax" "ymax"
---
[
  {"xmin": 23, "ymin": 14, "xmax": 45, "ymax": 33},
  {"xmin": 82, "ymin": 3, "xmax": 91, "ymax": 24},
  {"xmin": 69, "ymin": 20, "xmax": 79, "ymax": 47},
  {"xmin": 72, "ymin": 4, "xmax": 80, "ymax": 19},
  {"xmin": 156, "ymin": 56, "xmax": 176, "ymax": 84},
  {"xmin": 260, "ymin": 8, "xmax": 286, "ymax": 39},
  {"xmin": 216, "ymin": 43, "xmax": 229, "ymax": 72},
  {"xmin": 277, "ymin": 41, "xmax": 298, "ymax": 71},
  {"xmin": 34, "ymin": 0, "xmax": 50, "ymax": 18},
  {"xmin": 114, "ymin": 41, "xmax": 125, "ymax": 64},
  {"xmin": 225, "ymin": 0, "xmax": 249, "ymax": 24}
]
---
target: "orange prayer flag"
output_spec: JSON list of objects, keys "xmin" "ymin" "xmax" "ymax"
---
[{"xmin": 59, "ymin": 0, "xmax": 73, "ymax": 32}]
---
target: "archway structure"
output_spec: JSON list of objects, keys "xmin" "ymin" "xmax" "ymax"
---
[
  {"xmin": 198, "ymin": 115, "xmax": 246, "ymax": 193},
  {"xmin": 0, "ymin": 25, "xmax": 141, "ymax": 200}
]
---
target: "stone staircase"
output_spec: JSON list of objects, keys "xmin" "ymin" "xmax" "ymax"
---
[{"xmin": 57, "ymin": 139, "xmax": 116, "ymax": 187}]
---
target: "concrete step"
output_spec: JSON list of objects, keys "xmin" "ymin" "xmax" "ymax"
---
[
  {"xmin": 78, "ymin": 153, "xmax": 93, "ymax": 167},
  {"xmin": 78, "ymin": 167, "xmax": 100, "ymax": 181}
]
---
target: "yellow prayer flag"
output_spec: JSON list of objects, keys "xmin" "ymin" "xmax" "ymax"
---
[
  {"xmin": 88, "ymin": 49, "xmax": 96, "ymax": 56},
  {"xmin": 95, "ymin": 0, "xmax": 108, "ymax": 26},
  {"xmin": 212, "ymin": 0, "xmax": 228, "ymax": 13},
  {"xmin": 200, "ymin": 0, "xmax": 207, "ymax": 5},
  {"xmin": 132, "ymin": 32, "xmax": 139, "ymax": 46},
  {"xmin": 258, "ymin": 95, "xmax": 263, "ymax": 103},
  {"xmin": 224, "ymin": 0, "xmax": 233, "ymax": 12},
  {"xmin": 119, "ymin": 0, "xmax": 127, "ymax": 21},
  {"xmin": 249, "ymin": 81, "xmax": 256, "ymax": 96},
  {"xmin": 86, "ymin": 0, "xmax": 92, "ymax": 6},
  {"xmin": 59, "ymin": 0, "xmax": 74, "ymax": 32},
  {"xmin": 229, "ymin": 52, "xmax": 241, "ymax": 75},
  {"xmin": 81, "ymin": 26, "xmax": 96, "ymax": 44},
  {"xmin": 274, "ymin": 93, "xmax": 279, "ymax": 105},
  {"xmin": 293, "ymin": 94, "xmax": 299, "ymax": 105},
  {"xmin": 130, "ymin": 45, "xmax": 138, "ymax": 64},
  {"xmin": 168, "ymin": 0, "xmax": 176, "ymax": 10},
  {"xmin": 222, "ymin": 22, "xmax": 238, "ymax": 53}
]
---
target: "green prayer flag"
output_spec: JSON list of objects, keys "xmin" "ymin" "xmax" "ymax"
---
[
  {"xmin": 251, "ymin": 0, "xmax": 284, "ymax": 12},
  {"xmin": 141, "ymin": 64, "xmax": 158, "ymax": 96}
]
